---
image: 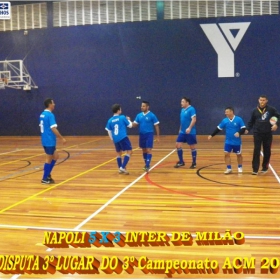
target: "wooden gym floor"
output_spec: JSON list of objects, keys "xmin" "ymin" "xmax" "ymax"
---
[{"xmin": 1, "ymin": 135, "xmax": 280, "ymax": 279}]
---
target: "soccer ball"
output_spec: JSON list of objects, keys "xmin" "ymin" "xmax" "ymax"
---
[{"xmin": 270, "ymin": 116, "xmax": 278, "ymax": 125}]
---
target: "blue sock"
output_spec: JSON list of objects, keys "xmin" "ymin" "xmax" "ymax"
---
[
  {"xmin": 49, "ymin": 160, "xmax": 57, "ymax": 176},
  {"xmin": 146, "ymin": 154, "xmax": 152, "ymax": 168},
  {"xmin": 238, "ymin": 164, "xmax": 242, "ymax": 168},
  {"xmin": 43, "ymin": 163, "xmax": 51, "ymax": 180},
  {"xmin": 227, "ymin": 165, "xmax": 232, "ymax": 169},
  {"xmin": 177, "ymin": 148, "xmax": 183, "ymax": 163},
  {"xmin": 122, "ymin": 155, "xmax": 130, "ymax": 169},
  {"xmin": 143, "ymin": 153, "xmax": 147, "ymax": 164},
  {"xmin": 191, "ymin": 149, "xmax": 197, "ymax": 164},
  {"xmin": 117, "ymin": 157, "xmax": 122, "ymax": 168}
]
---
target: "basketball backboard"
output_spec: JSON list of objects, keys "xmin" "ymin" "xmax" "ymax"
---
[{"xmin": 0, "ymin": 60, "xmax": 38, "ymax": 90}]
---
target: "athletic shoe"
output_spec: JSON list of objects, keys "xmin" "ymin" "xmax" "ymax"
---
[
  {"xmin": 143, "ymin": 166, "xmax": 150, "ymax": 173},
  {"xmin": 224, "ymin": 169, "xmax": 232, "ymax": 174},
  {"xmin": 238, "ymin": 167, "xmax": 243, "ymax": 173},
  {"xmin": 190, "ymin": 163, "xmax": 196, "ymax": 169},
  {"xmin": 252, "ymin": 171, "xmax": 258, "ymax": 175},
  {"xmin": 260, "ymin": 169, "xmax": 268, "ymax": 174},
  {"xmin": 41, "ymin": 178, "xmax": 51, "ymax": 184},
  {"xmin": 174, "ymin": 162, "xmax": 185, "ymax": 168},
  {"xmin": 119, "ymin": 167, "xmax": 129, "ymax": 175},
  {"xmin": 47, "ymin": 176, "xmax": 55, "ymax": 184}
]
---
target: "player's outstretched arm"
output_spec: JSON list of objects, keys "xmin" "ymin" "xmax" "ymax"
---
[
  {"xmin": 209, "ymin": 127, "xmax": 221, "ymax": 140},
  {"xmin": 132, "ymin": 121, "xmax": 138, "ymax": 128}
]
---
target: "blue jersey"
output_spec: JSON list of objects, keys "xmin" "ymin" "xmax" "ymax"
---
[
  {"xmin": 180, "ymin": 106, "xmax": 196, "ymax": 134},
  {"xmin": 39, "ymin": 110, "xmax": 57, "ymax": 146},
  {"xmin": 134, "ymin": 111, "xmax": 159, "ymax": 134},
  {"xmin": 218, "ymin": 116, "xmax": 246, "ymax": 145},
  {"xmin": 105, "ymin": 115, "xmax": 132, "ymax": 143}
]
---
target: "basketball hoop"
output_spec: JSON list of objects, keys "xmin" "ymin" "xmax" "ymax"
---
[{"xmin": 2, "ymin": 78, "xmax": 8, "ymax": 84}]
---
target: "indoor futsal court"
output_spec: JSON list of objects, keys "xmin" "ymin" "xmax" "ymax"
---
[
  {"xmin": 1, "ymin": 0, "xmax": 280, "ymax": 279},
  {"xmin": 1, "ymin": 135, "xmax": 280, "ymax": 279}
]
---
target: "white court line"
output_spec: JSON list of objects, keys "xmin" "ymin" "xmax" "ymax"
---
[
  {"xmin": 10, "ymin": 275, "xmax": 20, "ymax": 280},
  {"xmin": 8, "ymin": 151, "xmax": 176, "ymax": 278},
  {"xmin": 0, "ymin": 149, "xmax": 24, "ymax": 155},
  {"xmin": 260, "ymin": 151, "xmax": 280, "ymax": 184},
  {"xmin": 73, "ymin": 149, "xmax": 176, "ymax": 230},
  {"xmin": 45, "ymin": 149, "xmax": 175, "ymax": 254},
  {"xmin": 3, "ymin": 148, "xmax": 273, "ymax": 279}
]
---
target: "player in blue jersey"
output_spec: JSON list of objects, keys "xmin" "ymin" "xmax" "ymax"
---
[
  {"xmin": 174, "ymin": 97, "xmax": 197, "ymax": 169},
  {"xmin": 105, "ymin": 104, "xmax": 133, "ymax": 175},
  {"xmin": 39, "ymin": 98, "xmax": 66, "ymax": 184},
  {"xmin": 208, "ymin": 107, "xmax": 246, "ymax": 174},
  {"xmin": 133, "ymin": 101, "xmax": 160, "ymax": 172}
]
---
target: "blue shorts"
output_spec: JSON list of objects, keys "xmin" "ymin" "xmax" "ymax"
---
[
  {"xmin": 114, "ymin": 137, "xmax": 132, "ymax": 152},
  {"xmin": 224, "ymin": 144, "xmax": 242, "ymax": 154},
  {"xmin": 139, "ymin": 132, "xmax": 154, "ymax": 149},
  {"xmin": 176, "ymin": 133, "xmax": 197, "ymax": 145},
  {"xmin": 43, "ymin": 146, "xmax": 56, "ymax": 155}
]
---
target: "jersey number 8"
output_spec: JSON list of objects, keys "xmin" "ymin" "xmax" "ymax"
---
[{"xmin": 114, "ymin": 124, "xmax": 119, "ymax": 135}]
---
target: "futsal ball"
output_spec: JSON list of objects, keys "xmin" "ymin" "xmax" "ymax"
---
[{"xmin": 270, "ymin": 116, "xmax": 278, "ymax": 125}]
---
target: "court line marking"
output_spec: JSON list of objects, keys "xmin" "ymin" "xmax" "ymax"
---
[
  {"xmin": 0, "ymin": 157, "xmax": 118, "ymax": 214},
  {"xmin": 0, "ymin": 145, "xmax": 107, "ymax": 181},
  {"xmin": 3, "ymin": 139, "xmax": 280, "ymax": 280},
  {"xmin": 2, "ymin": 148, "xmax": 277, "ymax": 278},
  {"xmin": 0, "ymin": 224, "xmax": 279, "ymax": 240},
  {"xmin": 261, "ymin": 151, "xmax": 280, "ymax": 184},
  {"xmin": 73, "ymin": 149, "xmax": 176, "ymax": 230},
  {"xmin": 0, "ymin": 149, "xmax": 25, "ymax": 155},
  {"xmin": 44, "ymin": 149, "xmax": 176, "ymax": 254},
  {"xmin": 0, "ymin": 144, "xmax": 142, "ymax": 214},
  {"xmin": 0, "ymin": 138, "xmax": 104, "ymax": 167},
  {"xmin": 1, "ymin": 149, "xmax": 279, "ymax": 214},
  {"xmin": 4, "ymin": 137, "xmax": 108, "ymax": 280},
  {"xmin": 146, "ymin": 173, "xmax": 280, "ymax": 206},
  {"xmin": 4, "ymin": 148, "xmax": 279, "ymax": 277}
]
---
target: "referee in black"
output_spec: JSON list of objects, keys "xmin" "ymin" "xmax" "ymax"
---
[{"xmin": 246, "ymin": 95, "xmax": 280, "ymax": 175}]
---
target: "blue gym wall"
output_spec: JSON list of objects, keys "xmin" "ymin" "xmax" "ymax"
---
[{"xmin": 0, "ymin": 5, "xmax": 280, "ymax": 136}]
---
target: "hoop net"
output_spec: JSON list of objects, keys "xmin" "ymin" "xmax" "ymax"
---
[{"xmin": 0, "ymin": 78, "xmax": 8, "ymax": 90}]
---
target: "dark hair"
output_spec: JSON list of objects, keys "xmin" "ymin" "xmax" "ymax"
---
[
  {"xmin": 259, "ymin": 95, "xmax": 268, "ymax": 99},
  {"xmin": 112, "ymin": 104, "xmax": 121, "ymax": 113},
  {"xmin": 44, "ymin": 98, "xmax": 53, "ymax": 108},
  {"xmin": 182, "ymin": 97, "xmax": 191, "ymax": 104},
  {"xmin": 142, "ymin": 101, "xmax": 150, "ymax": 106},
  {"xmin": 225, "ymin": 107, "xmax": 234, "ymax": 112}
]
